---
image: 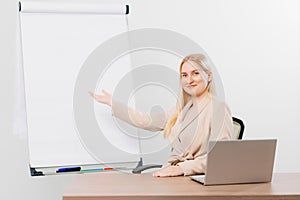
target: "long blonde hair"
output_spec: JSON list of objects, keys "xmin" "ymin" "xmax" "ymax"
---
[{"xmin": 163, "ymin": 54, "xmax": 216, "ymax": 138}]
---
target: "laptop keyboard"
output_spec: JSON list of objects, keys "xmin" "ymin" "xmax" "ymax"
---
[{"xmin": 190, "ymin": 175, "xmax": 206, "ymax": 184}]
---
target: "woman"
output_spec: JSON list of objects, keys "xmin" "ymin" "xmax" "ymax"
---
[{"xmin": 90, "ymin": 54, "xmax": 233, "ymax": 177}]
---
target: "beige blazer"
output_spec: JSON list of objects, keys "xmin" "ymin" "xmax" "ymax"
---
[{"xmin": 112, "ymin": 95, "xmax": 233, "ymax": 176}]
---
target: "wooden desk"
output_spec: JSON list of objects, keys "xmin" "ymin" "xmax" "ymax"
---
[{"xmin": 63, "ymin": 173, "xmax": 300, "ymax": 200}]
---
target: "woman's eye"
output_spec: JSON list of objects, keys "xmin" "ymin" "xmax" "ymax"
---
[
  {"xmin": 193, "ymin": 72, "xmax": 200, "ymax": 76},
  {"xmin": 181, "ymin": 74, "xmax": 187, "ymax": 78}
]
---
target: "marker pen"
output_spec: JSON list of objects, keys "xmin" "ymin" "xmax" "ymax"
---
[
  {"xmin": 80, "ymin": 167, "xmax": 114, "ymax": 173},
  {"xmin": 56, "ymin": 166, "xmax": 81, "ymax": 173}
]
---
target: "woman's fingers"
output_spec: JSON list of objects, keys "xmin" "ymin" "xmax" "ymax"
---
[
  {"xmin": 152, "ymin": 166, "xmax": 184, "ymax": 177},
  {"xmin": 102, "ymin": 90, "xmax": 109, "ymax": 95},
  {"xmin": 89, "ymin": 90, "xmax": 112, "ymax": 107},
  {"xmin": 89, "ymin": 91, "xmax": 95, "ymax": 98}
]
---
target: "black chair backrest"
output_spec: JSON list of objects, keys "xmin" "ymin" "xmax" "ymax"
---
[{"xmin": 232, "ymin": 117, "xmax": 245, "ymax": 139}]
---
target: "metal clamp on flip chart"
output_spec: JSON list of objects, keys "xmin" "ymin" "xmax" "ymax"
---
[{"xmin": 18, "ymin": 1, "xmax": 129, "ymax": 15}]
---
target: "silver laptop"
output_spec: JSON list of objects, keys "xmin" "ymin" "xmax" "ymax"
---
[{"xmin": 190, "ymin": 139, "xmax": 277, "ymax": 185}]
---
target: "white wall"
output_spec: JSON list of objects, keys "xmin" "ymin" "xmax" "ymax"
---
[{"xmin": 1, "ymin": 0, "xmax": 299, "ymax": 199}]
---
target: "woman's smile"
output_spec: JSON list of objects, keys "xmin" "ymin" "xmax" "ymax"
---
[{"xmin": 181, "ymin": 61, "xmax": 208, "ymax": 98}]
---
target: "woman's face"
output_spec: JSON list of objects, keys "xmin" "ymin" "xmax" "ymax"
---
[{"xmin": 181, "ymin": 61, "xmax": 209, "ymax": 98}]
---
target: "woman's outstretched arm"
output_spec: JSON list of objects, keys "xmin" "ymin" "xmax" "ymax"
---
[{"xmin": 90, "ymin": 90, "xmax": 174, "ymax": 132}]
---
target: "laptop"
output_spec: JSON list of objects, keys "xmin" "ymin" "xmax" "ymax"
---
[{"xmin": 190, "ymin": 139, "xmax": 277, "ymax": 185}]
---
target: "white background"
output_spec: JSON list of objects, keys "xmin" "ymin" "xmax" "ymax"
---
[{"xmin": 0, "ymin": 0, "xmax": 299, "ymax": 199}]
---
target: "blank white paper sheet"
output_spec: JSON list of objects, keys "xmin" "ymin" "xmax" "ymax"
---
[{"xmin": 18, "ymin": 1, "xmax": 139, "ymax": 167}]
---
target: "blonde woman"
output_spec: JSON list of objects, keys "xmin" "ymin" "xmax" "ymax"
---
[{"xmin": 90, "ymin": 54, "xmax": 233, "ymax": 177}]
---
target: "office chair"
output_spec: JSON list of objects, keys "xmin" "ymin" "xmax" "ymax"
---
[{"xmin": 232, "ymin": 117, "xmax": 245, "ymax": 139}]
